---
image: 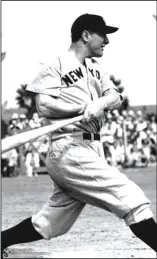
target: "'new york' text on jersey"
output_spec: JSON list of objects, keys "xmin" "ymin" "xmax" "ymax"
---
[{"xmin": 26, "ymin": 51, "xmax": 119, "ymax": 133}]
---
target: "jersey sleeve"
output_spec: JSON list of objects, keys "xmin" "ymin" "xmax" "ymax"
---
[
  {"xmin": 100, "ymin": 71, "xmax": 123, "ymax": 100},
  {"xmin": 100, "ymin": 71, "xmax": 117, "ymax": 93},
  {"xmin": 26, "ymin": 57, "xmax": 64, "ymax": 97}
]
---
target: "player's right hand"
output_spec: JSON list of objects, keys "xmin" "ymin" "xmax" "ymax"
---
[{"xmin": 81, "ymin": 100, "xmax": 104, "ymax": 123}]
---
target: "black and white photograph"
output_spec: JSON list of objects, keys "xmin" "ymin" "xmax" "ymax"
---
[{"xmin": 1, "ymin": 1, "xmax": 156, "ymax": 258}]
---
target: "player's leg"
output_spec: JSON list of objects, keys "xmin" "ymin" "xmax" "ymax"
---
[
  {"xmin": 129, "ymin": 218, "xmax": 157, "ymax": 252},
  {"xmin": 48, "ymin": 136, "xmax": 156, "ymax": 252},
  {"xmin": 1, "ymin": 137, "xmax": 85, "ymax": 254},
  {"xmin": 1, "ymin": 181, "xmax": 85, "ymax": 252},
  {"xmin": 1, "ymin": 217, "xmax": 43, "ymax": 251}
]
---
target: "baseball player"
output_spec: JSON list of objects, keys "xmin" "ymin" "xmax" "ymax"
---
[{"xmin": 1, "ymin": 13, "xmax": 157, "ymax": 257}]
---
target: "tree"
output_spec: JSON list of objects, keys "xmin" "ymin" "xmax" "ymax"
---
[
  {"xmin": 1, "ymin": 51, "xmax": 6, "ymax": 62},
  {"xmin": 109, "ymin": 75, "xmax": 129, "ymax": 113},
  {"xmin": 1, "ymin": 119, "xmax": 8, "ymax": 139},
  {"xmin": 15, "ymin": 84, "xmax": 37, "ymax": 119},
  {"xmin": 1, "ymin": 51, "xmax": 8, "ymax": 137}
]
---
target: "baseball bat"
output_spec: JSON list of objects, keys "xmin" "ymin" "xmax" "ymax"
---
[{"xmin": 2, "ymin": 115, "xmax": 83, "ymax": 154}]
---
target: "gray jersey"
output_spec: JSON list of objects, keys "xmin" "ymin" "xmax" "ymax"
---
[{"xmin": 26, "ymin": 51, "xmax": 119, "ymax": 133}]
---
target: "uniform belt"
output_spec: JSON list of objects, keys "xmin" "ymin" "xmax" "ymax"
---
[
  {"xmin": 83, "ymin": 133, "xmax": 101, "ymax": 141},
  {"xmin": 52, "ymin": 132, "xmax": 101, "ymax": 142}
]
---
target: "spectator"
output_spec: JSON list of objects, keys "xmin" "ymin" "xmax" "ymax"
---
[
  {"xmin": 114, "ymin": 139, "xmax": 125, "ymax": 166},
  {"xmin": 25, "ymin": 144, "xmax": 39, "ymax": 177},
  {"xmin": 111, "ymin": 109, "xmax": 120, "ymax": 120},
  {"xmin": 7, "ymin": 113, "xmax": 21, "ymax": 135},
  {"xmin": 115, "ymin": 116, "xmax": 123, "ymax": 139},
  {"xmin": 29, "ymin": 113, "xmax": 42, "ymax": 129},
  {"xmin": 150, "ymin": 115, "xmax": 157, "ymax": 134},
  {"xmin": 19, "ymin": 114, "xmax": 28, "ymax": 130},
  {"xmin": 121, "ymin": 110, "xmax": 128, "ymax": 119},
  {"xmin": 142, "ymin": 139, "xmax": 151, "ymax": 164},
  {"xmin": 135, "ymin": 149, "xmax": 149, "ymax": 168},
  {"xmin": 1, "ymin": 148, "xmax": 18, "ymax": 177},
  {"xmin": 38, "ymin": 136, "xmax": 49, "ymax": 166},
  {"xmin": 123, "ymin": 146, "xmax": 137, "ymax": 168}
]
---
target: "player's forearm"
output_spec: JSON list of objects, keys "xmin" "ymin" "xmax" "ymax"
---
[
  {"xmin": 36, "ymin": 94, "xmax": 84, "ymax": 119},
  {"xmin": 26, "ymin": 82, "xmax": 67, "ymax": 96},
  {"xmin": 100, "ymin": 88, "xmax": 122, "ymax": 111}
]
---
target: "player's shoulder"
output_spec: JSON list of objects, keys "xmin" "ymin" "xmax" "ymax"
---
[
  {"xmin": 42, "ymin": 53, "xmax": 62, "ymax": 67},
  {"xmin": 52, "ymin": 50, "xmax": 74, "ymax": 61},
  {"xmin": 36, "ymin": 52, "xmax": 67, "ymax": 74},
  {"xmin": 43, "ymin": 51, "xmax": 74, "ymax": 67}
]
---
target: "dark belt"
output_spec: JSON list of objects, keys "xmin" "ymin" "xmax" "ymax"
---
[
  {"xmin": 52, "ymin": 132, "xmax": 101, "ymax": 142},
  {"xmin": 83, "ymin": 133, "xmax": 100, "ymax": 141}
]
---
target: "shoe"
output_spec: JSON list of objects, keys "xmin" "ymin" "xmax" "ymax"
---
[{"xmin": 1, "ymin": 248, "xmax": 9, "ymax": 258}]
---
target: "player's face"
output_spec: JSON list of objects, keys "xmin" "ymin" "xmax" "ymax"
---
[{"xmin": 87, "ymin": 32, "xmax": 109, "ymax": 57}]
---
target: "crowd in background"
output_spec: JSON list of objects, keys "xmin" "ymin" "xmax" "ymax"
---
[
  {"xmin": 100, "ymin": 109, "xmax": 156, "ymax": 168},
  {"xmin": 1, "ymin": 109, "xmax": 157, "ymax": 177},
  {"xmin": 1, "ymin": 112, "xmax": 49, "ymax": 177}
]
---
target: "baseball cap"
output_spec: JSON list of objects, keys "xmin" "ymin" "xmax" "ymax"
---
[{"xmin": 71, "ymin": 13, "xmax": 119, "ymax": 39}]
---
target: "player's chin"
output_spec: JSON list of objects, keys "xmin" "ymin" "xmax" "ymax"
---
[{"xmin": 94, "ymin": 50, "xmax": 104, "ymax": 58}]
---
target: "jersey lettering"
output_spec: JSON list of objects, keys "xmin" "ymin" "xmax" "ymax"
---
[
  {"xmin": 96, "ymin": 70, "xmax": 100, "ymax": 80},
  {"xmin": 88, "ymin": 68, "xmax": 95, "ymax": 77},
  {"xmin": 62, "ymin": 74, "xmax": 73, "ymax": 86},
  {"xmin": 88, "ymin": 68, "xmax": 100, "ymax": 80},
  {"xmin": 62, "ymin": 67, "xmax": 84, "ymax": 86},
  {"xmin": 69, "ymin": 71, "xmax": 78, "ymax": 82},
  {"xmin": 62, "ymin": 67, "xmax": 100, "ymax": 87},
  {"xmin": 73, "ymin": 67, "xmax": 84, "ymax": 79}
]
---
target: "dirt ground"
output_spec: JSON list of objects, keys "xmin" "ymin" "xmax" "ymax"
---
[{"xmin": 1, "ymin": 166, "xmax": 156, "ymax": 258}]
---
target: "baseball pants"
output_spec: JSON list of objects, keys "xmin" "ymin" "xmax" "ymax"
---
[{"xmin": 32, "ymin": 135, "xmax": 153, "ymax": 240}]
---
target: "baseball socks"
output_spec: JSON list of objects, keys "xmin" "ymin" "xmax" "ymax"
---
[
  {"xmin": 129, "ymin": 217, "xmax": 157, "ymax": 252},
  {"xmin": 2, "ymin": 216, "xmax": 157, "ymax": 252},
  {"xmin": 1, "ymin": 217, "xmax": 43, "ymax": 250}
]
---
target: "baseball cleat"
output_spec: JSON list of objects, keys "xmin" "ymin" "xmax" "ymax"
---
[{"xmin": 2, "ymin": 249, "xmax": 9, "ymax": 258}]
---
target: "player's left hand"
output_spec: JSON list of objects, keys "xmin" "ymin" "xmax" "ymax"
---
[{"xmin": 81, "ymin": 100, "xmax": 104, "ymax": 123}]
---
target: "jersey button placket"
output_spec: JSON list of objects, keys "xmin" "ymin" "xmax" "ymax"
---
[{"xmin": 84, "ymin": 59, "xmax": 93, "ymax": 101}]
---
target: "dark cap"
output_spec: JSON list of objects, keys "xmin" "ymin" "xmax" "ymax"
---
[{"xmin": 71, "ymin": 13, "xmax": 119, "ymax": 40}]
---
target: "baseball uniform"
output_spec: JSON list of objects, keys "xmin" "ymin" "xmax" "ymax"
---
[{"xmin": 26, "ymin": 51, "xmax": 153, "ymax": 240}]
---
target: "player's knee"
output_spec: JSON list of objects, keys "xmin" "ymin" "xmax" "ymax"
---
[{"xmin": 44, "ymin": 224, "xmax": 72, "ymax": 240}]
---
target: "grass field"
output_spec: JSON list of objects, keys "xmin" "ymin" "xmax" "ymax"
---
[{"xmin": 1, "ymin": 166, "xmax": 156, "ymax": 258}]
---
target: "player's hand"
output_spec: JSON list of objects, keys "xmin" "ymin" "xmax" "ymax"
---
[{"xmin": 81, "ymin": 100, "xmax": 104, "ymax": 123}]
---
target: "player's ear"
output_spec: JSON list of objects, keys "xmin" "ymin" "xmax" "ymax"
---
[{"xmin": 81, "ymin": 30, "xmax": 91, "ymax": 43}]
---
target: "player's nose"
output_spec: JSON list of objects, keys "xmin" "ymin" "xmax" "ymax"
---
[{"xmin": 104, "ymin": 35, "xmax": 109, "ymax": 45}]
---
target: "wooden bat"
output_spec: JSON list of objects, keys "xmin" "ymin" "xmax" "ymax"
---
[{"xmin": 2, "ymin": 115, "xmax": 83, "ymax": 154}]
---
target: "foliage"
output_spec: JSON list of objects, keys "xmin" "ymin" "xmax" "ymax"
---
[
  {"xmin": 1, "ymin": 120, "xmax": 8, "ymax": 139},
  {"xmin": 1, "ymin": 52, "xmax": 6, "ymax": 62},
  {"xmin": 109, "ymin": 75, "xmax": 130, "ymax": 112},
  {"xmin": 15, "ymin": 84, "xmax": 37, "ymax": 119}
]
